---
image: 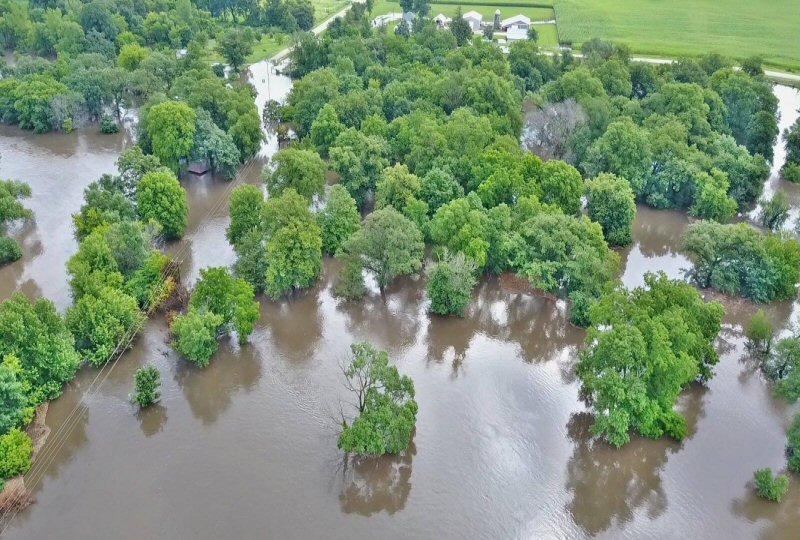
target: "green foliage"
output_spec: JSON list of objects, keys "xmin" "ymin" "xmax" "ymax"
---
[
  {"xmin": 787, "ymin": 414, "xmax": 800, "ymax": 474},
  {"xmin": 318, "ymin": 185, "xmax": 360, "ymax": 256},
  {"xmin": 0, "ymin": 358, "xmax": 27, "ymax": 435},
  {"xmin": 310, "ymin": 104, "xmax": 345, "ymax": 157},
  {"xmin": 782, "ymin": 117, "xmax": 800, "ymax": 182},
  {"xmin": 118, "ymin": 43, "xmax": 149, "ymax": 71},
  {"xmin": 753, "ymin": 468, "xmax": 789, "ymax": 503},
  {"xmin": 426, "ymin": 250, "xmax": 477, "ymax": 317},
  {"xmin": 335, "ymin": 255, "xmax": 367, "ymax": 301},
  {"xmin": 0, "ymin": 294, "xmax": 81, "ymax": 404},
  {"xmin": 688, "ymin": 169, "xmax": 738, "ymax": 223},
  {"xmin": 136, "ymin": 170, "xmax": 188, "ymax": 239},
  {"xmin": 763, "ymin": 337, "xmax": 800, "ymax": 403},
  {"xmin": 577, "ymin": 272, "xmax": 724, "ymax": 447},
  {"xmin": 265, "ymin": 148, "xmax": 326, "ymax": 200},
  {"xmin": 420, "ymin": 167, "xmax": 463, "ymax": 216},
  {"xmin": 329, "ymin": 128, "xmax": 389, "ymax": 208},
  {"xmin": 682, "ymin": 222, "xmax": 800, "ymax": 303},
  {"xmin": 0, "ymin": 428, "xmax": 32, "ymax": 480},
  {"xmin": 133, "ymin": 364, "xmax": 160, "ymax": 408},
  {"xmin": 172, "ymin": 308, "xmax": 224, "ymax": 368},
  {"xmin": 124, "ymin": 252, "xmax": 175, "ymax": 310},
  {"xmin": 759, "ymin": 192, "xmax": 790, "ymax": 232},
  {"xmin": 0, "ymin": 179, "xmax": 32, "ymax": 264},
  {"xmin": 585, "ymin": 173, "xmax": 635, "ymax": 246},
  {"xmin": 583, "ymin": 117, "xmax": 652, "ymax": 196},
  {"xmin": 341, "ymin": 207, "xmax": 424, "ymax": 292},
  {"xmin": 338, "ymin": 342, "xmax": 417, "ymax": 455},
  {"xmin": 100, "ymin": 115, "xmax": 119, "ymax": 134},
  {"xmin": 227, "ymin": 184, "xmax": 265, "ymax": 248},
  {"xmin": 13, "ymin": 75, "xmax": 73, "ymax": 133},
  {"xmin": 67, "ymin": 286, "xmax": 144, "ymax": 367},
  {"xmin": 746, "ymin": 309, "xmax": 773, "ymax": 354},
  {"xmin": 146, "ymin": 101, "xmax": 197, "ymax": 173},
  {"xmin": 217, "ymin": 27, "xmax": 255, "ymax": 72},
  {"xmin": 191, "ymin": 109, "xmax": 241, "ymax": 180},
  {"xmin": 190, "ymin": 267, "xmax": 260, "ymax": 344},
  {"xmin": 375, "ymin": 164, "xmax": 429, "ymax": 232},
  {"xmin": 266, "ymin": 219, "xmax": 323, "ymax": 299}
]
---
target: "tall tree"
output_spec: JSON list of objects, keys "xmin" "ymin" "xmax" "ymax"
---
[{"xmin": 136, "ymin": 170, "xmax": 189, "ymax": 239}]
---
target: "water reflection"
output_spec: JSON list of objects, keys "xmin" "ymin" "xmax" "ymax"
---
[
  {"xmin": 338, "ymin": 443, "xmax": 415, "ymax": 516},
  {"xmin": 137, "ymin": 403, "xmax": 168, "ymax": 438},
  {"xmin": 565, "ymin": 384, "xmax": 706, "ymax": 536},
  {"xmin": 173, "ymin": 339, "xmax": 262, "ymax": 425}
]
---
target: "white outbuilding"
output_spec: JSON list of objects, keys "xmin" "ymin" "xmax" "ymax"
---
[
  {"xmin": 462, "ymin": 10, "xmax": 483, "ymax": 31},
  {"xmin": 433, "ymin": 13, "xmax": 451, "ymax": 27},
  {"xmin": 500, "ymin": 14, "xmax": 531, "ymax": 41}
]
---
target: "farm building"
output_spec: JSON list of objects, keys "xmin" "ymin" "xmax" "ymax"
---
[
  {"xmin": 462, "ymin": 10, "xmax": 483, "ymax": 31},
  {"xmin": 501, "ymin": 14, "xmax": 531, "ymax": 40},
  {"xmin": 433, "ymin": 13, "xmax": 451, "ymax": 27}
]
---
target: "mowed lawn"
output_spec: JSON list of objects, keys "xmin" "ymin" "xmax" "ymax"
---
[
  {"xmin": 371, "ymin": 0, "xmax": 554, "ymax": 22},
  {"xmin": 554, "ymin": 0, "xmax": 800, "ymax": 71}
]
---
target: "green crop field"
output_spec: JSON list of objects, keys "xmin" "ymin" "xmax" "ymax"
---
[{"xmin": 553, "ymin": 0, "xmax": 800, "ymax": 71}]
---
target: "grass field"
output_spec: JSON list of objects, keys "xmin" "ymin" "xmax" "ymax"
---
[
  {"xmin": 371, "ymin": 0, "xmax": 554, "ymax": 22},
  {"xmin": 553, "ymin": 0, "xmax": 800, "ymax": 71}
]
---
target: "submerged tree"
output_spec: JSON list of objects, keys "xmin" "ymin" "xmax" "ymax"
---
[
  {"xmin": 338, "ymin": 342, "xmax": 418, "ymax": 455},
  {"xmin": 426, "ymin": 250, "xmax": 477, "ymax": 317},
  {"xmin": 746, "ymin": 309, "xmax": 773, "ymax": 354},
  {"xmin": 577, "ymin": 272, "xmax": 724, "ymax": 447},
  {"xmin": 133, "ymin": 364, "xmax": 161, "ymax": 408},
  {"xmin": 753, "ymin": 468, "xmax": 789, "ymax": 503},
  {"xmin": 0, "ymin": 180, "xmax": 33, "ymax": 264}
]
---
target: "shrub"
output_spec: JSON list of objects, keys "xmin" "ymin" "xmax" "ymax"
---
[
  {"xmin": 100, "ymin": 115, "xmax": 120, "ymax": 134},
  {"xmin": 746, "ymin": 309, "xmax": 773, "ymax": 354},
  {"xmin": 0, "ymin": 237, "xmax": 22, "ymax": 264},
  {"xmin": 133, "ymin": 364, "xmax": 160, "ymax": 408},
  {"xmin": 753, "ymin": 468, "xmax": 789, "ymax": 502},
  {"xmin": 0, "ymin": 428, "xmax": 32, "ymax": 479},
  {"xmin": 426, "ymin": 250, "xmax": 478, "ymax": 316},
  {"xmin": 171, "ymin": 309, "xmax": 223, "ymax": 368}
]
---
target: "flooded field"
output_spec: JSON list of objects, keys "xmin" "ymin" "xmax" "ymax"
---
[{"xmin": 0, "ymin": 64, "xmax": 798, "ymax": 539}]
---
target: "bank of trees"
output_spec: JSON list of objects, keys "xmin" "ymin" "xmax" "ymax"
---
[
  {"xmin": 781, "ymin": 117, "xmax": 800, "ymax": 182},
  {"xmin": 682, "ymin": 221, "xmax": 800, "ymax": 303}
]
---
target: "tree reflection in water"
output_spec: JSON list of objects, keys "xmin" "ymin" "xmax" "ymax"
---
[
  {"xmin": 136, "ymin": 403, "xmax": 167, "ymax": 438},
  {"xmin": 339, "ymin": 442, "xmax": 416, "ymax": 516},
  {"xmin": 565, "ymin": 385, "xmax": 706, "ymax": 536}
]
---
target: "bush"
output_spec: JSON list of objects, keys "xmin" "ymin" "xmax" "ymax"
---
[
  {"xmin": 426, "ymin": 250, "xmax": 478, "ymax": 316},
  {"xmin": 746, "ymin": 309, "xmax": 773, "ymax": 354},
  {"xmin": 787, "ymin": 414, "xmax": 800, "ymax": 474},
  {"xmin": 335, "ymin": 256, "xmax": 366, "ymax": 301},
  {"xmin": 133, "ymin": 364, "xmax": 160, "ymax": 408},
  {"xmin": 100, "ymin": 115, "xmax": 120, "ymax": 134},
  {"xmin": 0, "ymin": 236, "xmax": 22, "ymax": 264},
  {"xmin": 171, "ymin": 309, "xmax": 223, "ymax": 368},
  {"xmin": 0, "ymin": 428, "xmax": 32, "ymax": 479},
  {"xmin": 753, "ymin": 468, "xmax": 789, "ymax": 502}
]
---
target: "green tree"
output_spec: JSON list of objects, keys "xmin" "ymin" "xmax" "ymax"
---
[
  {"xmin": 318, "ymin": 185, "xmax": 360, "ymax": 255},
  {"xmin": 217, "ymin": 28, "xmax": 255, "ymax": 72},
  {"xmin": 341, "ymin": 207, "xmax": 424, "ymax": 293},
  {"xmin": 781, "ymin": 117, "xmax": 800, "ymax": 182},
  {"xmin": 191, "ymin": 109, "xmax": 241, "ymax": 180},
  {"xmin": 426, "ymin": 250, "xmax": 477, "ymax": 316},
  {"xmin": 0, "ymin": 180, "xmax": 32, "ymax": 264},
  {"xmin": 0, "ymin": 428, "xmax": 32, "ymax": 480},
  {"xmin": 753, "ymin": 468, "xmax": 789, "ymax": 503},
  {"xmin": 136, "ymin": 170, "xmax": 189, "ymax": 239},
  {"xmin": 329, "ymin": 128, "xmax": 389, "ymax": 208},
  {"xmin": 450, "ymin": 7, "xmax": 472, "ymax": 46},
  {"xmin": 133, "ymin": 364, "xmax": 160, "ymax": 408},
  {"xmin": 689, "ymin": 170, "xmax": 738, "ymax": 223},
  {"xmin": 14, "ymin": 75, "xmax": 73, "ymax": 133},
  {"xmin": 171, "ymin": 308, "xmax": 224, "ymax": 368},
  {"xmin": 763, "ymin": 337, "xmax": 800, "ymax": 403},
  {"xmin": 0, "ymin": 359, "xmax": 27, "ymax": 434},
  {"xmin": 375, "ymin": 164, "xmax": 429, "ymax": 231},
  {"xmin": 787, "ymin": 414, "xmax": 800, "ymax": 474},
  {"xmin": 585, "ymin": 173, "xmax": 635, "ymax": 246},
  {"xmin": 335, "ymin": 255, "xmax": 367, "ymax": 300},
  {"xmin": 227, "ymin": 184, "xmax": 264, "ymax": 248},
  {"xmin": 420, "ymin": 167, "xmax": 463, "ymax": 216},
  {"xmin": 577, "ymin": 272, "xmax": 724, "ymax": 447},
  {"xmin": 146, "ymin": 101, "xmax": 197, "ymax": 173},
  {"xmin": 265, "ymin": 219, "xmax": 323, "ymax": 298},
  {"xmin": 338, "ymin": 342, "xmax": 417, "ymax": 455},
  {"xmin": 310, "ymin": 104, "xmax": 345, "ymax": 157},
  {"xmin": 759, "ymin": 192, "xmax": 790, "ymax": 232},
  {"xmin": 118, "ymin": 43, "xmax": 149, "ymax": 71},
  {"xmin": 190, "ymin": 267, "xmax": 260, "ymax": 344},
  {"xmin": 0, "ymin": 294, "xmax": 81, "ymax": 404},
  {"xmin": 67, "ymin": 287, "xmax": 143, "ymax": 367},
  {"xmin": 265, "ymin": 148, "xmax": 326, "ymax": 200},
  {"xmin": 583, "ymin": 117, "xmax": 652, "ymax": 196},
  {"xmin": 429, "ymin": 194, "xmax": 491, "ymax": 269},
  {"xmin": 746, "ymin": 309, "xmax": 773, "ymax": 354}
]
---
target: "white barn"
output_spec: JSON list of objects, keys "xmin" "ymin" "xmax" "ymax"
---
[
  {"xmin": 433, "ymin": 13, "xmax": 451, "ymax": 27},
  {"xmin": 462, "ymin": 10, "xmax": 483, "ymax": 31}
]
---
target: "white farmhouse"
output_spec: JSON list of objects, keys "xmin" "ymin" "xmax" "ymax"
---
[
  {"xmin": 501, "ymin": 14, "xmax": 531, "ymax": 41},
  {"xmin": 462, "ymin": 10, "xmax": 483, "ymax": 31}
]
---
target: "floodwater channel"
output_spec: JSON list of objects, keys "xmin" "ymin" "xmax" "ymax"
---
[{"xmin": 0, "ymin": 62, "xmax": 798, "ymax": 539}]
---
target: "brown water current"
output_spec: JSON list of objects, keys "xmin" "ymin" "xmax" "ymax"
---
[{"xmin": 0, "ymin": 65, "xmax": 798, "ymax": 538}]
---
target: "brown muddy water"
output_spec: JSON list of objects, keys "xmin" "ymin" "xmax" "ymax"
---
[{"xmin": 0, "ymin": 64, "xmax": 798, "ymax": 538}]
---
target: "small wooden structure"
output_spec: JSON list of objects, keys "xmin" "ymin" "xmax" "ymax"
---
[{"xmin": 187, "ymin": 162, "xmax": 210, "ymax": 175}]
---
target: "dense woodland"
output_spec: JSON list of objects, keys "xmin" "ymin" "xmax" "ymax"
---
[{"xmin": 0, "ymin": 0, "xmax": 799, "ymax": 504}]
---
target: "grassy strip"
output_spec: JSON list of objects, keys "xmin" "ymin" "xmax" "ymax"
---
[
  {"xmin": 553, "ymin": 0, "xmax": 800, "ymax": 71},
  {"xmin": 426, "ymin": 0, "xmax": 553, "ymax": 7}
]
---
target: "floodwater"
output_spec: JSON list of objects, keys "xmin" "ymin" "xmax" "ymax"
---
[{"xmin": 0, "ymin": 66, "xmax": 798, "ymax": 539}]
